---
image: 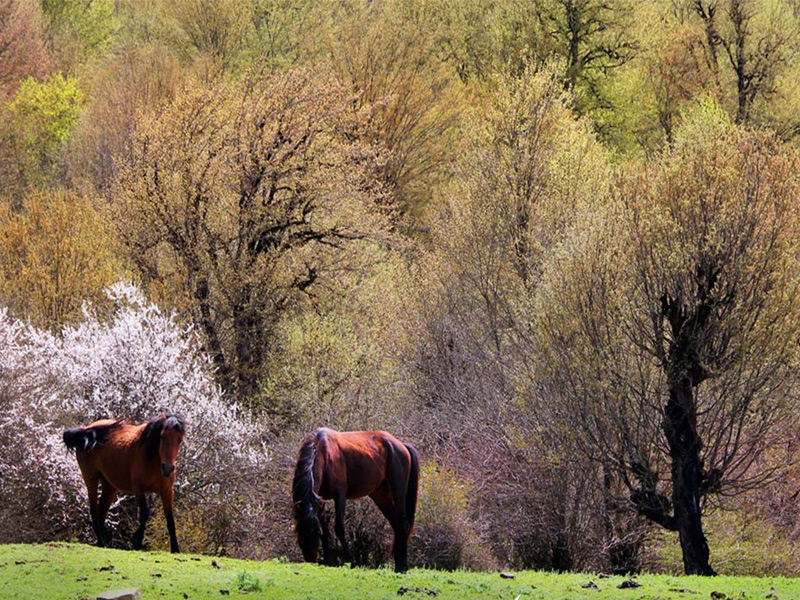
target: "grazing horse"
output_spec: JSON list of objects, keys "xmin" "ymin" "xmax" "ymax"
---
[
  {"xmin": 63, "ymin": 413, "xmax": 185, "ymax": 553},
  {"xmin": 292, "ymin": 428, "xmax": 419, "ymax": 573}
]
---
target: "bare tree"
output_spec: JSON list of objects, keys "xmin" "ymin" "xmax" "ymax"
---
[
  {"xmin": 536, "ymin": 112, "xmax": 800, "ymax": 574},
  {"xmin": 114, "ymin": 67, "xmax": 392, "ymax": 398},
  {"xmin": 541, "ymin": 0, "xmax": 637, "ymax": 113},
  {"xmin": 693, "ymin": 0, "xmax": 797, "ymax": 123}
]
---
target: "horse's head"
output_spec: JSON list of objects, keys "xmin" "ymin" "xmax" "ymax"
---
[{"xmin": 158, "ymin": 414, "xmax": 185, "ymax": 478}]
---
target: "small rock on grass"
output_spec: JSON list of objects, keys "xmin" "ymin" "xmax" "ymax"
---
[
  {"xmin": 582, "ymin": 582, "xmax": 598, "ymax": 589},
  {"xmin": 96, "ymin": 588, "xmax": 141, "ymax": 600},
  {"xmin": 397, "ymin": 586, "xmax": 439, "ymax": 596},
  {"xmin": 711, "ymin": 593, "xmax": 727, "ymax": 600},
  {"xmin": 618, "ymin": 579, "xmax": 642, "ymax": 589}
]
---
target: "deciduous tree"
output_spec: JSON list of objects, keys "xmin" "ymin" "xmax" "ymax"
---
[
  {"xmin": 693, "ymin": 0, "xmax": 799, "ymax": 124},
  {"xmin": 535, "ymin": 104, "xmax": 800, "ymax": 574},
  {"xmin": 540, "ymin": 0, "xmax": 637, "ymax": 114},
  {"xmin": 114, "ymin": 67, "xmax": 392, "ymax": 399},
  {"xmin": 0, "ymin": 0, "xmax": 50, "ymax": 94},
  {"xmin": 0, "ymin": 189, "xmax": 122, "ymax": 329}
]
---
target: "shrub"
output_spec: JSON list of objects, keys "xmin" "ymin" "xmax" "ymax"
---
[
  {"xmin": 411, "ymin": 463, "xmax": 493, "ymax": 571},
  {"xmin": 235, "ymin": 571, "xmax": 264, "ymax": 592},
  {"xmin": 0, "ymin": 282, "xmax": 269, "ymax": 552}
]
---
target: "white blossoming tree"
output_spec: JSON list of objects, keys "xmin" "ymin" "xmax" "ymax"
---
[{"xmin": 0, "ymin": 282, "xmax": 270, "ymax": 551}]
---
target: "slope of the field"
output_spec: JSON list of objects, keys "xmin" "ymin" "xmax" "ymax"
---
[{"xmin": 2, "ymin": 543, "xmax": 799, "ymax": 600}]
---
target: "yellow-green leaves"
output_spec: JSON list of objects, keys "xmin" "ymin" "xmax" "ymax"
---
[{"xmin": 0, "ymin": 190, "xmax": 124, "ymax": 330}]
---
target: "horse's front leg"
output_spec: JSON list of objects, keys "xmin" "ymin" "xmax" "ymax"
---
[
  {"xmin": 160, "ymin": 486, "xmax": 180, "ymax": 553},
  {"xmin": 333, "ymin": 493, "xmax": 351, "ymax": 566},
  {"xmin": 318, "ymin": 503, "xmax": 333, "ymax": 565},
  {"xmin": 132, "ymin": 492, "xmax": 149, "ymax": 550}
]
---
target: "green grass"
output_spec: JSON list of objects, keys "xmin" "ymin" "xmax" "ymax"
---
[{"xmin": 1, "ymin": 543, "xmax": 799, "ymax": 600}]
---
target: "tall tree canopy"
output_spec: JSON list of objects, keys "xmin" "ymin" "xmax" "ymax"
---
[{"xmin": 114, "ymin": 67, "xmax": 393, "ymax": 398}]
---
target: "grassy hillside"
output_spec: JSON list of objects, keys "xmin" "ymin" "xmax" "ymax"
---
[{"xmin": 2, "ymin": 543, "xmax": 799, "ymax": 600}]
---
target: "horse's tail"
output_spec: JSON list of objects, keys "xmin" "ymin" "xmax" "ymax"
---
[
  {"xmin": 404, "ymin": 443, "xmax": 420, "ymax": 534},
  {"xmin": 293, "ymin": 432, "xmax": 323, "ymax": 562},
  {"xmin": 63, "ymin": 422, "xmax": 119, "ymax": 453}
]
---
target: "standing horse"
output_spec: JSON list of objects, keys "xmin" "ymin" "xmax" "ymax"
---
[
  {"xmin": 63, "ymin": 413, "xmax": 185, "ymax": 553},
  {"xmin": 292, "ymin": 428, "xmax": 419, "ymax": 573}
]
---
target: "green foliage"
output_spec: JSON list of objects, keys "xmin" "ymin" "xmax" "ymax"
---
[
  {"xmin": 248, "ymin": 0, "xmax": 320, "ymax": 67},
  {"xmin": 163, "ymin": 0, "xmax": 253, "ymax": 69},
  {"xmin": 259, "ymin": 251, "xmax": 411, "ymax": 427},
  {"xmin": 41, "ymin": 0, "xmax": 116, "ymax": 64},
  {"xmin": 651, "ymin": 509, "xmax": 800, "ymax": 577},
  {"xmin": 235, "ymin": 570, "xmax": 265, "ymax": 592},
  {"xmin": 412, "ymin": 464, "xmax": 492, "ymax": 571},
  {"xmin": 8, "ymin": 73, "xmax": 83, "ymax": 147},
  {"xmin": 115, "ymin": 66, "xmax": 394, "ymax": 398},
  {"xmin": 260, "ymin": 310, "xmax": 381, "ymax": 426},
  {"xmin": 4, "ymin": 73, "xmax": 83, "ymax": 188}
]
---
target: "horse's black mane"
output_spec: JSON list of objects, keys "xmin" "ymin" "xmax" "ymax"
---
[
  {"xmin": 292, "ymin": 430, "xmax": 323, "ymax": 561},
  {"xmin": 141, "ymin": 412, "xmax": 186, "ymax": 458}
]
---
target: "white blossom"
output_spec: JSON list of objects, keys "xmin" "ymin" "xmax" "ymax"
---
[{"xmin": 0, "ymin": 282, "xmax": 270, "ymax": 545}]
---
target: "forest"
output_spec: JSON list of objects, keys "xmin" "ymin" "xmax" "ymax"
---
[{"xmin": 2, "ymin": 0, "xmax": 800, "ymax": 579}]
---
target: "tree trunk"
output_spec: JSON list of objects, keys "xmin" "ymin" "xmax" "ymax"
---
[
  {"xmin": 565, "ymin": 2, "xmax": 581, "ymax": 91},
  {"xmin": 663, "ymin": 374, "xmax": 716, "ymax": 576},
  {"xmin": 232, "ymin": 298, "xmax": 261, "ymax": 399},
  {"xmin": 194, "ymin": 277, "xmax": 233, "ymax": 394}
]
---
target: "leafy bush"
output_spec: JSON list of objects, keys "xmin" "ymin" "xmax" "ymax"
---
[
  {"xmin": 235, "ymin": 571, "xmax": 264, "ymax": 592},
  {"xmin": 411, "ymin": 463, "xmax": 493, "ymax": 571}
]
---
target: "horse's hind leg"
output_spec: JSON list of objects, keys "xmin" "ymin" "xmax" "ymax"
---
[
  {"xmin": 333, "ymin": 493, "xmax": 351, "ymax": 566},
  {"xmin": 96, "ymin": 478, "xmax": 117, "ymax": 547},
  {"xmin": 370, "ymin": 484, "xmax": 408, "ymax": 573},
  {"xmin": 386, "ymin": 449, "xmax": 411, "ymax": 573},
  {"xmin": 132, "ymin": 492, "xmax": 149, "ymax": 550},
  {"xmin": 83, "ymin": 474, "xmax": 105, "ymax": 547}
]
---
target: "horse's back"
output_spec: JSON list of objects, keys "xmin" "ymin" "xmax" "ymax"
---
[
  {"xmin": 318, "ymin": 429, "xmax": 412, "ymax": 500},
  {"xmin": 89, "ymin": 418, "xmax": 121, "ymax": 429}
]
